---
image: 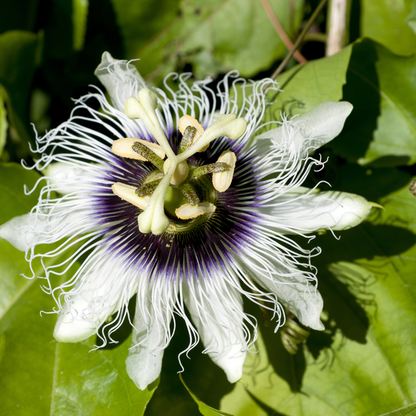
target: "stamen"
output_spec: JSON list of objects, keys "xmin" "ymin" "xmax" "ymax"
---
[
  {"xmin": 132, "ymin": 141, "xmax": 164, "ymax": 171},
  {"xmin": 178, "ymin": 115, "xmax": 204, "ymax": 137},
  {"xmin": 178, "ymin": 115, "xmax": 207, "ymax": 152},
  {"xmin": 175, "ymin": 202, "xmax": 216, "ymax": 220},
  {"xmin": 212, "ymin": 151, "xmax": 237, "ymax": 192},
  {"xmin": 163, "ymin": 159, "xmax": 189, "ymax": 186},
  {"xmin": 178, "ymin": 126, "xmax": 197, "ymax": 154},
  {"xmin": 125, "ymin": 88, "xmax": 176, "ymax": 160},
  {"xmin": 178, "ymin": 182, "xmax": 200, "ymax": 206},
  {"xmin": 112, "ymin": 138, "xmax": 165, "ymax": 161},
  {"xmin": 111, "ymin": 182, "xmax": 150, "ymax": 210},
  {"xmin": 136, "ymin": 178, "xmax": 162, "ymax": 197},
  {"xmin": 190, "ymin": 162, "xmax": 230, "ymax": 179},
  {"xmin": 177, "ymin": 115, "xmax": 247, "ymax": 162}
]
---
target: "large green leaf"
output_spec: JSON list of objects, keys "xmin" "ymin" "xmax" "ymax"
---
[
  {"xmin": 331, "ymin": 38, "xmax": 416, "ymax": 167},
  {"xmin": 0, "ymin": 31, "xmax": 42, "ymax": 150},
  {"xmin": 361, "ymin": 0, "xmax": 416, "ymax": 56},
  {"xmin": 122, "ymin": 0, "xmax": 304, "ymax": 82},
  {"xmin": 110, "ymin": 0, "xmax": 181, "ymax": 58},
  {"xmin": 0, "ymin": 163, "xmax": 157, "ymax": 415},
  {"xmin": 180, "ymin": 374, "xmax": 234, "ymax": 416},
  {"xmin": 0, "ymin": 163, "xmax": 41, "ymax": 319},
  {"xmin": 380, "ymin": 402, "xmax": 416, "ymax": 416},
  {"xmin": 219, "ymin": 166, "xmax": 416, "ymax": 415},
  {"xmin": 263, "ymin": 44, "xmax": 352, "ymax": 122}
]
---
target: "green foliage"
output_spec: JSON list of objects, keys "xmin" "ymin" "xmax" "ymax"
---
[
  {"xmin": 380, "ymin": 402, "xmax": 416, "ymax": 416},
  {"xmin": 220, "ymin": 172, "xmax": 416, "ymax": 415},
  {"xmin": 119, "ymin": 0, "xmax": 304, "ymax": 82},
  {"xmin": 180, "ymin": 374, "xmax": 235, "ymax": 416},
  {"xmin": 1, "ymin": 1, "xmax": 416, "ymax": 415},
  {"xmin": 330, "ymin": 38, "xmax": 416, "ymax": 167},
  {"xmin": 361, "ymin": 0, "xmax": 416, "ymax": 56},
  {"xmin": 0, "ymin": 31, "xmax": 42, "ymax": 151},
  {"xmin": 0, "ymin": 163, "xmax": 157, "ymax": 415},
  {"xmin": 265, "ymin": 44, "xmax": 352, "ymax": 123}
]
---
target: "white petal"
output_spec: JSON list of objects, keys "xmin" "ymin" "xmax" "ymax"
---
[
  {"xmin": 183, "ymin": 278, "xmax": 247, "ymax": 383},
  {"xmin": 53, "ymin": 290, "xmax": 102, "ymax": 343},
  {"xmin": 297, "ymin": 101, "xmax": 353, "ymax": 147},
  {"xmin": 54, "ymin": 252, "xmax": 137, "ymax": 343},
  {"xmin": 264, "ymin": 189, "xmax": 373, "ymax": 232},
  {"xmin": 0, "ymin": 213, "xmax": 49, "ymax": 252},
  {"xmin": 235, "ymin": 251, "xmax": 324, "ymax": 330},
  {"xmin": 43, "ymin": 162, "xmax": 95, "ymax": 195},
  {"xmin": 256, "ymin": 101, "xmax": 353, "ymax": 153},
  {"xmin": 126, "ymin": 283, "xmax": 175, "ymax": 390},
  {"xmin": 94, "ymin": 52, "xmax": 145, "ymax": 112}
]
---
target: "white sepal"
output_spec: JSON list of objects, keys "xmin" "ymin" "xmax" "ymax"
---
[
  {"xmin": 256, "ymin": 101, "xmax": 353, "ymax": 154},
  {"xmin": 54, "ymin": 251, "xmax": 138, "ymax": 343},
  {"xmin": 0, "ymin": 213, "xmax": 49, "ymax": 252},
  {"xmin": 183, "ymin": 278, "xmax": 247, "ymax": 383},
  {"xmin": 94, "ymin": 52, "xmax": 145, "ymax": 112},
  {"xmin": 235, "ymin": 251, "xmax": 324, "ymax": 331},
  {"xmin": 43, "ymin": 162, "xmax": 96, "ymax": 195},
  {"xmin": 126, "ymin": 282, "xmax": 176, "ymax": 390},
  {"xmin": 264, "ymin": 189, "xmax": 373, "ymax": 232}
]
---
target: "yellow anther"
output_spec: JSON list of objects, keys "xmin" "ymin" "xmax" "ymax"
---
[
  {"xmin": 111, "ymin": 182, "xmax": 150, "ymax": 210},
  {"xmin": 178, "ymin": 115, "xmax": 247, "ymax": 162},
  {"xmin": 112, "ymin": 138, "xmax": 165, "ymax": 161},
  {"xmin": 212, "ymin": 151, "xmax": 237, "ymax": 192},
  {"xmin": 178, "ymin": 115, "xmax": 208, "ymax": 152},
  {"xmin": 175, "ymin": 202, "xmax": 216, "ymax": 219},
  {"xmin": 178, "ymin": 114, "xmax": 209, "ymax": 152},
  {"xmin": 178, "ymin": 115, "xmax": 204, "ymax": 136},
  {"xmin": 163, "ymin": 159, "xmax": 189, "ymax": 186}
]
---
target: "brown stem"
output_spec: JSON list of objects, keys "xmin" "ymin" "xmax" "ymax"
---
[
  {"xmin": 260, "ymin": 0, "xmax": 307, "ymax": 64},
  {"xmin": 271, "ymin": 0, "xmax": 329, "ymax": 81}
]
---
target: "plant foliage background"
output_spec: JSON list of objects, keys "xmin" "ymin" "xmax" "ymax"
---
[{"xmin": 1, "ymin": 0, "xmax": 416, "ymax": 415}]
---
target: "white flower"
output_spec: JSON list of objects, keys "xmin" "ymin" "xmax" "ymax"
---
[{"xmin": 0, "ymin": 52, "xmax": 374, "ymax": 390}]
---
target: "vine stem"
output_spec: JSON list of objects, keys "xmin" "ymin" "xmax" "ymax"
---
[
  {"xmin": 259, "ymin": 0, "xmax": 307, "ymax": 64},
  {"xmin": 270, "ymin": 0, "xmax": 329, "ymax": 81}
]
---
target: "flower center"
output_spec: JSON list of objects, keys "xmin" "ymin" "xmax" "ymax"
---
[{"xmin": 111, "ymin": 88, "xmax": 247, "ymax": 236}]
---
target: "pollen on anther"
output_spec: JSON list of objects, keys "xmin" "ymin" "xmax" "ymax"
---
[{"xmin": 112, "ymin": 138, "xmax": 165, "ymax": 161}]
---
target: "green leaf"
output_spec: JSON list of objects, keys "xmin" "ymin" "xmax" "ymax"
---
[
  {"xmin": 0, "ymin": 163, "xmax": 157, "ymax": 415},
  {"xmin": 264, "ymin": 44, "xmax": 352, "ymax": 122},
  {"xmin": 0, "ymin": 88, "xmax": 8, "ymax": 158},
  {"xmin": 0, "ymin": 31, "xmax": 42, "ymax": 150},
  {"xmin": 219, "ymin": 168, "xmax": 416, "ymax": 415},
  {"xmin": 72, "ymin": 0, "xmax": 89, "ymax": 51},
  {"xmin": 0, "ymin": 163, "xmax": 41, "ymax": 323},
  {"xmin": 180, "ymin": 374, "xmax": 234, "ymax": 416},
  {"xmin": 407, "ymin": 0, "xmax": 416, "ymax": 35},
  {"xmin": 380, "ymin": 402, "xmax": 416, "ymax": 416},
  {"xmin": 110, "ymin": 0, "xmax": 180, "ymax": 58},
  {"xmin": 361, "ymin": 0, "xmax": 416, "ymax": 56},
  {"xmin": 331, "ymin": 38, "xmax": 416, "ymax": 167},
  {"xmin": 120, "ymin": 0, "xmax": 304, "ymax": 82}
]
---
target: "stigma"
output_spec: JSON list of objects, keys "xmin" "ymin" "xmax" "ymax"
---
[{"xmin": 111, "ymin": 88, "xmax": 247, "ymax": 235}]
